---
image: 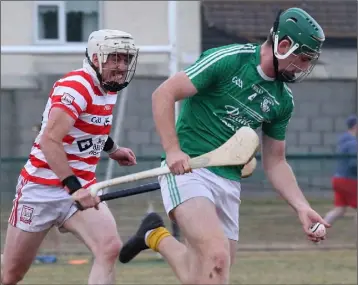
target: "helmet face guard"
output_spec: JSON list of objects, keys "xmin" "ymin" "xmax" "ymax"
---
[
  {"xmin": 98, "ymin": 47, "xmax": 138, "ymax": 92},
  {"xmin": 271, "ymin": 8, "xmax": 325, "ymax": 83},
  {"xmin": 273, "ymin": 36, "xmax": 320, "ymax": 82},
  {"xmin": 86, "ymin": 30, "xmax": 139, "ymax": 92}
]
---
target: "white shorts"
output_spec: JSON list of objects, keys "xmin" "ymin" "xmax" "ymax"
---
[
  {"xmin": 158, "ymin": 163, "xmax": 241, "ymax": 241},
  {"xmin": 8, "ymin": 175, "xmax": 99, "ymax": 233}
]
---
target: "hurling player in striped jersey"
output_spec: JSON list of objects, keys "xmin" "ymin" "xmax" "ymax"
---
[{"xmin": 2, "ymin": 29, "xmax": 139, "ymax": 285}]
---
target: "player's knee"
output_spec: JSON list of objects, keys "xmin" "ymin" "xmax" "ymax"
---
[
  {"xmin": 192, "ymin": 242, "xmax": 230, "ymax": 281},
  {"xmin": 209, "ymin": 247, "xmax": 230, "ymax": 273},
  {"xmin": 187, "ymin": 248, "xmax": 230, "ymax": 284},
  {"xmin": 201, "ymin": 238, "xmax": 230, "ymax": 261},
  {"xmin": 92, "ymin": 234, "xmax": 122, "ymax": 263}
]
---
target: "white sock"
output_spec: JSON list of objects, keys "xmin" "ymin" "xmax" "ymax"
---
[{"xmin": 144, "ymin": 230, "xmax": 154, "ymax": 247}]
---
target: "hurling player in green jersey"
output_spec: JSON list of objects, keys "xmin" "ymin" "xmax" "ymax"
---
[{"xmin": 120, "ymin": 8, "xmax": 331, "ymax": 284}]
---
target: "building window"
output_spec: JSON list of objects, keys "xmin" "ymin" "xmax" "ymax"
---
[
  {"xmin": 38, "ymin": 5, "xmax": 59, "ymax": 40},
  {"xmin": 35, "ymin": 1, "xmax": 100, "ymax": 44}
]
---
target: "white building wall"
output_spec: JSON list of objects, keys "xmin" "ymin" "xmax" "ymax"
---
[{"xmin": 1, "ymin": 1, "xmax": 201, "ymax": 89}]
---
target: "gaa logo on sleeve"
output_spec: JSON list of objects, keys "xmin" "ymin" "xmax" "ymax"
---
[{"xmin": 61, "ymin": 93, "xmax": 75, "ymax": 105}]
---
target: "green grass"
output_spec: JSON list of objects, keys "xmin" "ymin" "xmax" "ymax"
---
[
  {"xmin": 2, "ymin": 196, "xmax": 356, "ymax": 284},
  {"xmin": 2, "ymin": 196, "xmax": 356, "ymax": 255},
  {"xmin": 21, "ymin": 250, "xmax": 356, "ymax": 284}
]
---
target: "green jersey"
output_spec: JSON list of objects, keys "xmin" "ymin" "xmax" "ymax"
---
[{"xmin": 173, "ymin": 43, "xmax": 294, "ymax": 181}]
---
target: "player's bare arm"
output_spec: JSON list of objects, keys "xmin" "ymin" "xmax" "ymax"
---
[
  {"xmin": 40, "ymin": 107, "xmax": 76, "ymax": 181},
  {"xmin": 152, "ymin": 71, "xmax": 197, "ymax": 152},
  {"xmin": 40, "ymin": 107, "xmax": 99, "ymax": 209},
  {"xmin": 261, "ymin": 134, "xmax": 310, "ymax": 212},
  {"xmin": 262, "ymin": 134, "xmax": 330, "ymax": 241},
  {"xmin": 152, "ymin": 71, "xmax": 198, "ymax": 174}
]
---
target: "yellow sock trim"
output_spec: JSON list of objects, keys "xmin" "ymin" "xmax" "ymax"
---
[{"xmin": 146, "ymin": 227, "xmax": 171, "ymax": 252}]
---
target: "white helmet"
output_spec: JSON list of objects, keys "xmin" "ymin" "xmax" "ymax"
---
[{"xmin": 86, "ymin": 29, "xmax": 139, "ymax": 92}]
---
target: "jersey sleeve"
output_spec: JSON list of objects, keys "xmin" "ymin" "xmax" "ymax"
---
[
  {"xmin": 184, "ymin": 48, "xmax": 232, "ymax": 92},
  {"xmin": 50, "ymin": 79, "xmax": 91, "ymax": 120},
  {"xmin": 262, "ymin": 87, "xmax": 294, "ymax": 141}
]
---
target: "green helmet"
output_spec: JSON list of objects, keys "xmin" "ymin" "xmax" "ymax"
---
[{"xmin": 272, "ymin": 8, "xmax": 325, "ymax": 82}]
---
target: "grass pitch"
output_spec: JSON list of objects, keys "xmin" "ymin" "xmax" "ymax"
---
[
  {"xmin": 1, "ymin": 195, "xmax": 356, "ymax": 284},
  {"xmin": 21, "ymin": 249, "xmax": 356, "ymax": 284}
]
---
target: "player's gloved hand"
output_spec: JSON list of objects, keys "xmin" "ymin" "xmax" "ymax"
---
[
  {"xmin": 297, "ymin": 206, "xmax": 331, "ymax": 243},
  {"xmin": 72, "ymin": 188, "xmax": 101, "ymax": 211},
  {"xmin": 109, "ymin": 147, "xmax": 137, "ymax": 166},
  {"xmin": 166, "ymin": 149, "xmax": 191, "ymax": 175}
]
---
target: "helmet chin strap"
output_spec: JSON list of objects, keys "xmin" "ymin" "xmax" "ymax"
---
[
  {"xmin": 272, "ymin": 9, "xmax": 283, "ymax": 81},
  {"xmin": 271, "ymin": 10, "xmax": 298, "ymax": 83},
  {"xmin": 85, "ymin": 49, "xmax": 128, "ymax": 93},
  {"xmin": 271, "ymin": 9, "xmax": 298, "ymax": 83}
]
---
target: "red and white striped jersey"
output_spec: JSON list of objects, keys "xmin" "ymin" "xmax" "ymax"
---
[{"xmin": 21, "ymin": 60, "xmax": 118, "ymax": 188}]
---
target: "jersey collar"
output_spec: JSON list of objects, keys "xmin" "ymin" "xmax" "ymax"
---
[
  {"xmin": 255, "ymin": 45, "xmax": 275, "ymax": 81},
  {"xmin": 256, "ymin": 66, "xmax": 275, "ymax": 81}
]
